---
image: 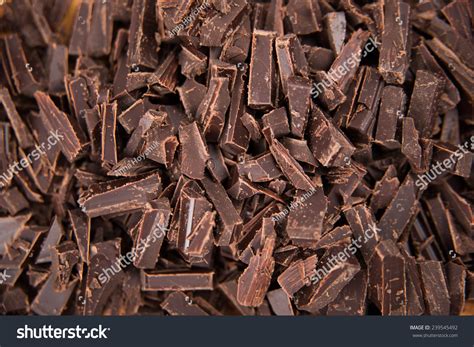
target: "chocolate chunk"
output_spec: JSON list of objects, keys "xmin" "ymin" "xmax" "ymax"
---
[
  {"xmin": 141, "ymin": 271, "xmax": 214, "ymax": 291},
  {"xmin": 200, "ymin": 0, "xmax": 248, "ymax": 47},
  {"xmin": 237, "ymin": 152, "xmax": 282, "ymax": 183},
  {"xmin": 248, "ymin": 30, "xmax": 277, "ymax": 110},
  {"xmin": 327, "ymin": 270, "xmax": 367, "ymax": 315},
  {"xmin": 79, "ymin": 174, "xmax": 162, "ymax": 218},
  {"xmin": 269, "ymin": 138, "xmax": 315, "ymax": 192},
  {"xmin": 286, "ymin": 76, "xmax": 312, "ymax": 138},
  {"xmin": 201, "ymin": 177, "xmax": 242, "ymax": 246},
  {"xmin": 378, "ymin": 175, "xmax": 418, "ymax": 241},
  {"xmin": 237, "ymin": 236, "xmax": 275, "ymax": 307},
  {"xmin": 296, "ymin": 245, "xmax": 360, "ymax": 312},
  {"xmin": 277, "ymin": 255, "xmax": 317, "ymax": 297},
  {"xmin": 374, "ymin": 86, "xmax": 405, "ymax": 148},
  {"xmin": 285, "ymin": 187, "xmax": 327, "ymax": 246},
  {"xmin": 262, "ymin": 108, "xmax": 290, "ymax": 138},
  {"xmin": 161, "ymin": 292, "xmax": 209, "ymax": 316},
  {"xmin": 286, "ymin": 0, "xmax": 322, "ymax": 35},
  {"xmin": 0, "ymin": 87, "xmax": 34, "ymax": 148},
  {"xmin": 34, "ymin": 91, "xmax": 85, "ymax": 163},
  {"xmin": 179, "ymin": 122, "xmax": 210, "ymax": 180},
  {"xmin": 368, "ymin": 240, "xmax": 407, "ymax": 315},
  {"xmin": 324, "ymin": 12, "xmax": 346, "ymax": 55},
  {"xmin": 407, "ymin": 70, "xmax": 444, "ymax": 138},
  {"xmin": 418, "ymin": 261, "xmax": 451, "ymax": 315},
  {"xmin": 267, "ymin": 288, "xmax": 294, "ymax": 316},
  {"xmin": 378, "ymin": 0, "xmax": 410, "ymax": 84},
  {"xmin": 308, "ymin": 107, "xmax": 355, "ymax": 167},
  {"xmin": 197, "ymin": 77, "xmax": 230, "ymax": 142}
]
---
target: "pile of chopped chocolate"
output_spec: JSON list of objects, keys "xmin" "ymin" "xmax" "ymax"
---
[{"xmin": 0, "ymin": 0, "xmax": 473, "ymax": 316}]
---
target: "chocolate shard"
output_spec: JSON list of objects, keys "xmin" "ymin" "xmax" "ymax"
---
[
  {"xmin": 34, "ymin": 91, "xmax": 85, "ymax": 163},
  {"xmin": 418, "ymin": 260, "xmax": 451, "ymax": 315},
  {"xmin": 161, "ymin": 292, "xmax": 209, "ymax": 316},
  {"xmin": 267, "ymin": 288, "xmax": 294, "ymax": 316},
  {"xmin": 308, "ymin": 107, "xmax": 355, "ymax": 167},
  {"xmin": 101, "ymin": 102, "xmax": 118, "ymax": 169},
  {"xmin": 314, "ymin": 226, "xmax": 352, "ymax": 250},
  {"xmin": 248, "ymin": 30, "xmax": 277, "ymax": 110},
  {"xmin": 269, "ymin": 138, "xmax": 315, "ymax": 192},
  {"xmin": 370, "ymin": 165, "xmax": 400, "ymax": 212},
  {"xmin": 69, "ymin": 0, "xmax": 92, "ymax": 55},
  {"xmin": 262, "ymin": 108, "xmax": 290, "ymax": 138},
  {"xmin": 275, "ymin": 34, "xmax": 309, "ymax": 95},
  {"xmin": 179, "ymin": 45, "xmax": 207, "ymax": 79},
  {"xmin": 445, "ymin": 261, "xmax": 466, "ymax": 315},
  {"xmin": 306, "ymin": 46, "xmax": 334, "ymax": 72},
  {"xmin": 179, "ymin": 122, "xmax": 210, "ymax": 180},
  {"xmin": 327, "ymin": 270, "xmax": 367, "ymax": 316},
  {"xmin": 374, "ymin": 85, "xmax": 405, "ymax": 148},
  {"xmin": 285, "ymin": 187, "xmax": 327, "ymax": 246},
  {"xmin": 325, "ymin": 13, "xmax": 346, "ymax": 56},
  {"xmin": 219, "ymin": 61, "xmax": 250, "ymax": 155},
  {"xmin": 237, "ymin": 236, "xmax": 275, "ymax": 307},
  {"xmin": 344, "ymin": 205, "xmax": 380, "ymax": 264},
  {"xmin": 401, "ymin": 117, "xmax": 424, "ymax": 173},
  {"xmin": 237, "ymin": 152, "xmax": 282, "ymax": 183},
  {"xmin": 281, "ymin": 137, "xmax": 317, "ymax": 167},
  {"xmin": 127, "ymin": 0, "xmax": 158, "ymax": 69},
  {"xmin": 286, "ymin": 76, "xmax": 312, "ymax": 138},
  {"xmin": 426, "ymin": 38, "xmax": 474, "ymax": 103},
  {"xmin": 87, "ymin": 0, "xmax": 113, "ymax": 57},
  {"xmin": 85, "ymin": 240, "xmax": 123, "ymax": 315},
  {"xmin": 36, "ymin": 216, "xmax": 64, "ymax": 264},
  {"xmin": 413, "ymin": 41, "xmax": 460, "ymax": 113},
  {"xmin": 0, "ymin": 87, "xmax": 34, "ymax": 148},
  {"xmin": 378, "ymin": 175, "xmax": 418, "ymax": 241},
  {"xmin": 4, "ymin": 34, "xmax": 42, "ymax": 96},
  {"xmin": 296, "ymin": 245, "xmax": 361, "ymax": 312},
  {"xmin": 133, "ymin": 199, "xmax": 171, "ymax": 269},
  {"xmin": 79, "ymin": 174, "xmax": 162, "ymax": 218},
  {"xmin": 329, "ymin": 29, "xmax": 370, "ymax": 92},
  {"xmin": 399, "ymin": 247, "xmax": 425, "ymax": 315},
  {"xmin": 368, "ymin": 240, "xmax": 407, "ymax": 315},
  {"xmin": 407, "ymin": 70, "xmax": 444, "ymax": 138},
  {"xmin": 69, "ymin": 209, "xmax": 91, "ymax": 265},
  {"xmin": 311, "ymin": 70, "xmax": 347, "ymax": 111},
  {"xmin": 141, "ymin": 271, "xmax": 214, "ymax": 291},
  {"xmin": 31, "ymin": 275, "xmax": 78, "ymax": 316},
  {"xmin": 277, "ymin": 255, "xmax": 318, "ymax": 297},
  {"xmin": 286, "ymin": 0, "xmax": 322, "ymax": 35},
  {"xmin": 177, "ymin": 78, "xmax": 207, "ymax": 117},
  {"xmin": 200, "ymin": 0, "xmax": 248, "ymax": 47},
  {"xmin": 201, "ymin": 177, "xmax": 242, "ymax": 246},
  {"xmin": 378, "ymin": 0, "xmax": 410, "ymax": 84},
  {"xmin": 197, "ymin": 77, "xmax": 231, "ymax": 142}
]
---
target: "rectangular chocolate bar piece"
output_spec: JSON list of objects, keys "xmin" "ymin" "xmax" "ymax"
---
[{"xmin": 248, "ymin": 30, "xmax": 277, "ymax": 110}]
